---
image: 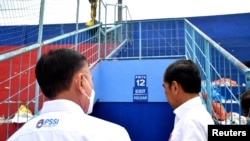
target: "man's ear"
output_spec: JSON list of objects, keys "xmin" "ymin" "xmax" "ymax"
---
[
  {"xmin": 75, "ymin": 73, "xmax": 85, "ymax": 94},
  {"xmin": 171, "ymin": 81, "xmax": 179, "ymax": 96}
]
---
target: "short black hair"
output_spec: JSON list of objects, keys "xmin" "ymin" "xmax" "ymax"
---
[
  {"xmin": 35, "ymin": 48, "xmax": 87, "ymax": 99},
  {"xmin": 240, "ymin": 89, "xmax": 250, "ymax": 117},
  {"xmin": 163, "ymin": 59, "xmax": 201, "ymax": 93},
  {"xmin": 244, "ymin": 61, "xmax": 250, "ymax": 68}
]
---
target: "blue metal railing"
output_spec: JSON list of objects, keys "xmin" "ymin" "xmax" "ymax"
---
[{"xmin": 185, "ymin": 19, "xmax": 250, "ymax": 124}]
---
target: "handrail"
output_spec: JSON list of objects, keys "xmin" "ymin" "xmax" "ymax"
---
[{"xmin": 185, "ymin": 19, "xmax": 250, "ymax": 73}]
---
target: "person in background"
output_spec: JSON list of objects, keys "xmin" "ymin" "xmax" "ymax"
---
[
  {"xmin": 240, "ymin": 89, "xmax": 250, "ymax": 125},
  {"xmin": 162, "ymin": 59, "xmax": 214, "ymax": 141},
  {"xmin": 8, "ymin": 48, "xmax": 131, "ymax": 141},
  {"xmin": 244, "ymin": 60, "xmax": 250, "ymax": 68},
  {"xmin": 241, "ymin": 61, "xmax": 250, "ymax": 124}
]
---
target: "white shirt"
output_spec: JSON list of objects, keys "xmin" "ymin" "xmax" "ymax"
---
[
  {"xmin": 7, "ymin": 100, "xmax": 131, "ymax": 141},
  {"xmin": 169, "ymin": 97, "xmax": 215, "ymax": 141}
]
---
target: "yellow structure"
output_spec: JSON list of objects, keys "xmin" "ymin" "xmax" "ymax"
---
[{"xmin": 86, "ymin": 0, "xmax": 98, "ymax": 27}]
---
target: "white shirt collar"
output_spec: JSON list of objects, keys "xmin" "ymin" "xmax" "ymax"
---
[
  {"xmin": 40, "ymin": 99, "xmax": 85, "ymax": 115},
  {"xmin": 173, "ymin": 96, "xmax": 202, "ymax": 124}
]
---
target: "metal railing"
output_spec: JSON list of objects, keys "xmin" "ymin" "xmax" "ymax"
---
[
  {"xmin": 0, "ymin": 0, "xmax": 131, "ymax": 140},
  {"xmin": 185, "ymin": 19, "xmax": 250, "ymax": 125}
]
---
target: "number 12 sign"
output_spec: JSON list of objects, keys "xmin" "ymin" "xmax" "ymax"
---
[{"xmin": 133, "ymin": 75, "xmax": 148, "ymax": 102}]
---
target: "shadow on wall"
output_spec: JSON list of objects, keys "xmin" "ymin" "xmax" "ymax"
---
[{"xmin": 91, "ymin": 102, "xmax": 175, "ymax": 141}]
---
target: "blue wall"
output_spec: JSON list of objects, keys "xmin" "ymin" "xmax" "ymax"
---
[
  {"xmin": 187, "ymin": 13, "xmax": 250, "ymax": 62},
  {"xmin": 0, "ymin": 23, "xmax": 87, "ymax": 46},
  {"xmin": 91, "ymin": 59, "xmax": 179, "ymax": 102},
  {"xmin": 187, "ymin": 13, "xmax": 250, "ymax": 38},
  {"xmin": 91, "ymin": 102, "xmax": 174, "ymax": 141},
  {"xmin": 1, "ymin": 13, "xmax": 249, "ymax": 62},
  {"xmin": 90, "ymin": 59, "xmax": 178, "ymax": 140}
]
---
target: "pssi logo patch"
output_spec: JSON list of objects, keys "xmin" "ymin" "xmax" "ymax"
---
[{"xmin": 36, "ymin": 118, "xmax": 59, "ymax": 128}]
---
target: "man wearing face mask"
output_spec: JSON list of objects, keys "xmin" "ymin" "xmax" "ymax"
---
[{"xmin": 8, "ymin": 48, "xmax": 131, "ymax": 141}]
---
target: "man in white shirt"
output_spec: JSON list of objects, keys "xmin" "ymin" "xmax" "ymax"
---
[
  {"xmin": 162, "ymin": 59, "xmax": 215, "ymax": 141},
  {"xmin": 8, "ymin": 48, "xmax": 131, "ymax": 141}
]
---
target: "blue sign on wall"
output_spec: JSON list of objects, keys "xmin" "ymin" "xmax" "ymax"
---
[{"xmin": 133, "ymin": 75, "xmax": 148, "ymax": 102}]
